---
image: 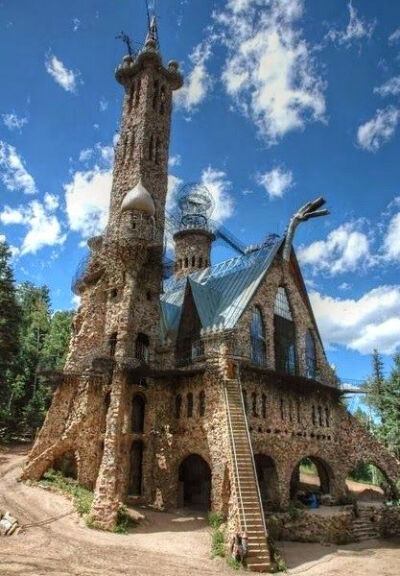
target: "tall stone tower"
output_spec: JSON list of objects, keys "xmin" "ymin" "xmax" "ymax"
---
[{"xmin": 22, "ymin": 18, "xmax": 183, "ymax": 528}]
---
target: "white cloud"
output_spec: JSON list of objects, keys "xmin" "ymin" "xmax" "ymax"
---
[
  {"xmin": 175, "ymin": 40, "xmax": 213, "ymax": 112},
  {"xmin": 357, "ymin": 106, "xmax": 400, "ymax": 152},
  {"xmin": 200, "ymin": 166, "xmax": 234, "ymax": 224},
  {"xmin": 64, "ymin": 167, "xmax": 112, "ymax": 238},
  {"xmin": 166, "ymin": 174, "xmax": 183, "ymax": 214},
  {"xmin": 73, "ymin": 18, "xmax": 80, "ymax": 32},
  {"xmin": 0, "ymin": 234, "xmax": 5, "ymax": 243},
  {"xmin": 298, "ymin": 221, "xmax": 373, "ymax": 275},
  {"xmin": 383, "ymin": 211, "xmax": 400, "ymax": 262},
  {"xmin": 325, "ymin": 1, "xmax": 375, "ymax": 47},
  {"xmin": 0, "ymin": 141, "xmax": 36, "ymax": 194},
  {"xmin": 99, "ymin": 97, "xmax": 108, "ymax": 112},
  {"xmin": 2, "ymin": 113, "xmax": 28, "ymax": 132},
  {"xmin": 0, "ymin": 201, "xmax": 65, "ymax": 255},
  {"xmin": 374, "ymin": 76, "xmax": 400, "ymax": 98},
  {"xmin": 310, "ymin": 286, "xmax": 400, "ymax": 355},
  {"xmin": 256, "ymin": 166, "xmax": 293, "ymax": 199},
  {"xmin": 388, "ymin": 27, "xmax": 400, "ymax": 45},
  {"xmin": 45, "ymin": 53, "xmax": 79, "ymax": 93},
  {"xmin": 215, "ymin": 0, "xmax": 326, "ymax": 144},
  {"xmin": 168, "ymin": 154, "xmax": 181, "ymax": 168},
  {"xmin": 44, "ymin": 193, "xmax": 59, "ymax": 211},
  {"xmin": 79, "ymin": 148, "xmax": 93, "ymax": 163}
]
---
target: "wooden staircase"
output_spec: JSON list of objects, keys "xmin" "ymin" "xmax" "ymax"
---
[
  {"xmin": 224, "ymin": 378, "xmax": 271, "ymax": 573},
  {"xmin": 352, "ymin": 507, "xmax": 380, "ymax": 541}
]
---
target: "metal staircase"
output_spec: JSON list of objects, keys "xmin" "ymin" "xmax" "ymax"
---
[{"xmin": 224, "ymin": 377, "xmax": 271, "ymax": 572}]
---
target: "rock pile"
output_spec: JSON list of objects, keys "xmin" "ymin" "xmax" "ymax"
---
[{"xmin": 0, "ymin": 511, "xmax": 20, "ymax": 536}]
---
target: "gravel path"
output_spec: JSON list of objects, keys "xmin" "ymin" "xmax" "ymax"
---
[{"xmin": 1, "ymin": 445, "xmax": 399, "ymax": 576}]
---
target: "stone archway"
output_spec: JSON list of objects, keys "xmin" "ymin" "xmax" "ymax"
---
[
  {"xmin": 178, "ymin": 454, "xmax": 211, "ymax": 510},
  {"xmin": 129, "ymin": 440, "xmax": 144, "ymax": 496},
  {"xmin": 255, "ymin": 454, "xmax": 280, "ymax": 510},
  {"xmin": 346, "ymin": 461, "xmax": 395, "ymax": 502},
  {"xmin": 290, "ymin": 456, "xmax": 333, "ymax": 500},
  {"xmin": 53, "ymin": 450, "xmax": 78, "ymax": 479}
]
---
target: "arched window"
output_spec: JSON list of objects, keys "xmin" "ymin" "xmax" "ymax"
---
[
  {"xmin": 325, "ymin": 406, "xmax": 330, "ymax": 427},
  {"xmin": 131, "ymin": 395, "xmax": 145, "ymax": 433},
  {"xmin": 109, "ymin": 332, "xmax": 118, "ymax": 358},
  {"xmin": 261, "ymin": 394, "xmax": 266, "ymax": 419},
  {"xmin": 198, "ymin": 256, "xmax": 203, "ymax": 268},
  {"xmin": 160, "ymin": 85, "xmax": 166, "ymax": 115},
  {"xmin": 318, "ymin": 405, "xmax": 323, "ymax": 427},
  {"xmin": 280, "ymin": 398, "xmax": 285, "ymax": 420},
  {"xmin": 135, "ymin": 333, "xmax": 149, "ymax": 364},
  {"xmin": 148, "ymin": 135, "xmax": 154, "ymax": 161},
  {"xmin": 274, "ymin": 287, "xmax": 296, "ymax": 375},
  {"xmin": 305, "ymin": 330, "xmax": 317, "ymax": 379},
  {"xmin": 198, "ymin": 390, "xmax": 205, "ymax": 417},
  {"xmin": 187, "ymin": 392, "xmax": 193, "ymax": 417},
  {"xmin": 311, "ymin": 404, "xmax": 316, "ymax": 426},
  {"xmin": 252, "ymin": 392, "xmax": 258, "ymax": 417},
  {"xmin": 192, "ymin": 255, "xmax": 196, "ymax": 267},
  {"xmin": 175, "ymin": 394, "xmax": 182, "ymax": 419},
  {"xmin": 250, "ymin": 306, "xmax": 267, "ymax": 366},
  {"xmin": 179, "ymin": 259, "xmax": 182, "ymax": 269},
  {"xmin": 296, "ymin": 401, "xmax": 301, "ymax": 424},
  {"xmin": 184, "ymin": 257, "xmax": 188, "ymax": 268}
]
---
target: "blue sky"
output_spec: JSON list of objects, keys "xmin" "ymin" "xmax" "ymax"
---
[{"xmin": 1, "ymin": 0, "xmax": 400, "ymax": 385}]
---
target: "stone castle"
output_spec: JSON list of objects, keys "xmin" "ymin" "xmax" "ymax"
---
[{"xmin": 22, "ymin": 18, "xmax": 400, "ymax": 573}]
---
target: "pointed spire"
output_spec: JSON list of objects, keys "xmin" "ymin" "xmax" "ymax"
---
[{"xmin": 144, "ymin": 15, "xmax": 159, "ymax": 51}]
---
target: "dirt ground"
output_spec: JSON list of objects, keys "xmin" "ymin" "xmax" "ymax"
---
[{"xmin": 1, "ymin": 445, "xmax": 399, "ymax": 576}]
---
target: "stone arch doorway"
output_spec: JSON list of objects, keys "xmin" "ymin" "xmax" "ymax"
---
[
  {"xmin": 346, "ymin": 461, "xmax": 394, "ymax": 502},
  {"xmin": 129, "ymin": 440, "xmax": 144, "ymax": 496},
  {"xmin": 255, "ymin": 454, "xmax": 280, "ymax": 510},
  {"xmin": 53, "ymin": 450, "xmax": 77, "ymax": 479},
  {"xmin": 131, "ymin": 394, "xmax": 145, "ymax": 433},
  {"xmin": 290, "ymin": 456, "xmax": 332, "ymax": 500},
  {"xmin": 178, "ymin": 454, "xmax": 211, "ymax": 510}
]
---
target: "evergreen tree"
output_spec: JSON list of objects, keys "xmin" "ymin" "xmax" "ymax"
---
[{"xmin": 0, "ymin": 240, "xmax": 21, "ymax": 431}]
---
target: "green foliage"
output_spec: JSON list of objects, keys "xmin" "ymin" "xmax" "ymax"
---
[
  {"xmin": 40, "ymin": 469, "xmax": 93, "ymax": 516},
  {"xmin": 211, "ymin": 527, "xmax": 225, "ymax": 558},
  {"xmin": 208, "ymin": 511, "xmax": 224, "ymax": 529},
  {"xmin": 111, "ymin": 504, "xmax": 136, "ymax": 534},
  {"xmin": 227, "ymin": 557, "xmax": 241, "ymax": 570},
  {"xmin": 267, "ymin": 514, "xmax": 283, "ymax": 540},
  {"xmin": 287, "ymin": 502, "xmax": 302, "ymax": 520},
  {"xmin": 269, "ymin": 539, "xmax": 288, "ymax": 573}
]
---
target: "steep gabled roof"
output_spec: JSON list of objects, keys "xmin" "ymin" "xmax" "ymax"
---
[{"xmin": 160, "ymin": 235, "xmax": 283, "ymax": 339}]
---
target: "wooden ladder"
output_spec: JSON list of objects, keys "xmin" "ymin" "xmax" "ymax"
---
[{"xmin": 224, "ymin": 378, "xmax": 271, "ymax": 573}]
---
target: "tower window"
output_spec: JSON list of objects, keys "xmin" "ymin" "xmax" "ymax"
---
[
  {"xmin": 199, "ymin": 390, "xmax": 205, "ymax": 417},
  {"xmin": 198, "ymin": 256, "xmax": 203, "ymax": 268},
  {"xmin": 312, "ymin": 405, "xmax": 316, "ymax": 426},
  {"xmin": 318, "ymin": 405, "xmax": 323, "ymax": 427},
  {"xmin": 129, "ymin": 130, "xmax": 135, "ymax": 159},
  {"xmin": 262, "ymin": 394, "xmax": 266, "ymax": 419},
  {"xmin": 135, "ymin": 333, "xmax": 149, "ymax": 364},
  {"xmin": 325, "ymin": 407, "xmax": 330, "ymax": 427},
  {"xmin": 280, "ymin": 398, "xmax": 285, "ymax": 420},
  {"xmin": 250, "ymin": 306, "xmax": 266, "ymax": 366},
  {"xmin": 187, "ymin": 392, "xmax": 193, "ymax": 418},
  {"xmin": 274, "ymin": 287, "xmax": 296, "ymax": 375},
  {"xmin": 131, "ymin": 395, "xmax": 145, "ymax": 434},
  {"xmin": 109, "ymin": 332, "xmax": 118, "ymax": 358},
  {"xmin": 252, "ymin": 392, "xmax": 258, "ymax": 417},
  {"xmin": 179, "ymin": 259, "xmax": 182, "ymax": 269},
  {"xmin": 149, "ymin": 135, "xmax": 154, "ymax": 161},
  {"xmin": 184, "ymin": 257, "xmax": 188, "ymax": 268},
  {"xmin": 175, "ymin": 394, "xmax": 182, "ymax": 419},
  {"xmin": 160, "ymin": 86, "xmax": 166, "ymax": 115},
  {"xmin": 192, "ymin": 256, "xmax": 196, "ymax": 267}
]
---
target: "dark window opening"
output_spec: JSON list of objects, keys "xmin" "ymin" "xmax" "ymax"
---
[
  {"xmin": 179, "ymin": 259, "xmax": 182, "ymax": 269},
  {"xmin": 318, "ymin": 405, "xmax": 323, "ymax": 427},
  {"xmin": 160, "ymin": 86, "xmax": 166, "ymax": 115},
  {"xmin": 312, "ymin": 404, "xmax": 316, "ymax": 426},
  {"xmin": 280, "ymin": 398, "xmax": 285, "ymax": 420},
  {"xmin": 325, "ymin": 407, "xmax": 330, "ymax": 427},
  {"xmin": 129, "ymin": 440, "xmax": 143, "ymax": 496},
  {"xmin": 175, "ymin": 394, "xmax": 182, "ymax": 419},
  {"xmin": 131, "ymin": 395, "xmax": 145, "ymax": 433},
  {"xmin": 205, "ymin": 259, "xmax": 208, "ymax": 267},
  {"xmin": 252, "ymin": 392, "xmax": 258, "ymax": 417},
  {"xmin": 274, "ymin": 287, "xmax": 296, "ymax": 375},
  {"xmin": 192, "ymin": 255, "xmax": 196, "ymax": 267},
  {"xmin": 109, "ymin": 332, "xmax": 118, "ymax": 358},
  {"xmin": 148, "ymin": 135, "xmax": 154, "ymax": 161},
  {"xmin": 129, "ymin": 130, "xmax": 135, "ymax": 158},
  {"xmin": 262, "ymin": 394, "xmax": 266, "ymax": 419},
  {"xmin": 184, "ymin": 257, "xmax": 188, "ymax": 268},
  {"xmin": 146, "ymin": 291, "xmax": 152, "ymax": 301},
  {"xmin": 135, "ymin": 78, "xmax": 141, "ymax": 107},
  {"xmin": 187, "ymin": 392, "xmax": 193, "ymax": 418},
  {"xmin": 198, "ymin": 256, "xmax": 203, "ymax": 268},
  {"xmin": 111, "ymin": 288, "xmax": 118, "ymax": 299},
  {"xmin": 289, "ymin": 401, "xmax": 293, "ymax": 422},
  {"xmin": 179, "ymin": 454, "xmax": 211, "ymax": 509},
  {"xmin": 199, "ymin": 390, "xmax": 205, "ymax": 417},
  {"xmin": 135, "ymin": 333, "xmax": 149, "ymax": 364},
  {"xmin": 296, "ymin": 401, "xmax": 301, "ymax": 424},
  {"xmin": 251, "ymin": 306, "xmax": 267, "ymax": 366}
]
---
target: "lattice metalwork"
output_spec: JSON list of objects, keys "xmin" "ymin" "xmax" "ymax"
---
[{"xmin": 274, "ymin": 287, "xmax": 293, "ymax": 321}]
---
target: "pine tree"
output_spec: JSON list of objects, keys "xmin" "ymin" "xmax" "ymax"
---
[{"xmin": 0, "ymin": 240, "xmax": 21, "ymax": 430}]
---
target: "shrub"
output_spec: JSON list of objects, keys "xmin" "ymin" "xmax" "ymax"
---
[
  {"xmin": 208, "ymin": 511, "xmax": 224, "ymax": 530},
  {"xmin": 211, "ymin": 527, "xmax": 225, "ymax": 558},
  {"xmin": 40, "ymin": 469, "xmax": 93, "ymax": 516}
]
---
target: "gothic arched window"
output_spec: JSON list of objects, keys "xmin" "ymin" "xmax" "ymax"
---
[
  {"xmin": 160, "ymin": 85, "xmax": 166, "ymax": 115},
  {"xmin": 192, "ymin": 255, "xmax": 196, "ymax": 267},
  {"xmin": 148, "ymin": 135, "xmax": 154, "ymax": 161},
  {"xmin": 274, "ymin": 287, "xmax": 296, "ymax": 375},
  {"xmin": 131, "ymin": 395, "xmax": 145, "ymax": 433},
  {"xmin": 305, "ymin": 330, "xmax": 317, "ymax": 379},
  {"xmin": 135, "ymin": 78, "xmax": 141, "ymax": 107},
  {"xmin": 250, "ymin": 306, "xmax": 266, "ymax": 366},
  {"xmin": 153, "ymin": 79, "xmax": 159, "ymax": 110},
  {"xmin": 135, "ymin": 333, "xmax": 149, "ymax": 364}
]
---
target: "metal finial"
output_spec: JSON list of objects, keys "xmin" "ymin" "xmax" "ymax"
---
[{"xmin": 283, "ymin": 197, "xmax": 329, "ymax": 261}]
